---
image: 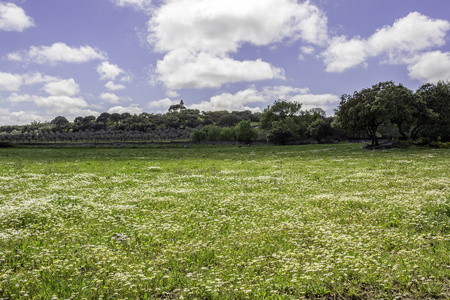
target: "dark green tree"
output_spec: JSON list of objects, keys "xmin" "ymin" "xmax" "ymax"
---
[
  {"xmin": 334, "ymin": 81, "xmax": 394, "ymax": 146},
  {"xmin": 51, "ymin": 116, "xmax": 69, "ymax": 131},
  {"xmin": 414, "ymin": 81, "xmax": 450, "ymax": 139},
  {"xmin": 260, "ymin": 100, "xmax": 303, "ymax": 130},
  {"xmin": 380, "ymin": 83, "xmax": 415, "ymax": 140},
  {"xmin": 235, "ymin": 120, "xmax": 258, "ymax": 143}
]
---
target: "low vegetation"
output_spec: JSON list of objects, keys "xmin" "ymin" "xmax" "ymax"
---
[{"xmin": 1, "ymin": 143, "xmax": 449, "ymax": 299}]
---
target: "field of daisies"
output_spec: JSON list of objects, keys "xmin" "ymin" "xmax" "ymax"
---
[{"xmin": 0, "ymin": 143, "xmax": 449, "ymax": 299}]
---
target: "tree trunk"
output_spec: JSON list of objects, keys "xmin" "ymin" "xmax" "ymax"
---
[{"xmin": 397, "ymin": 123, "xmax": 408, "ymax": 140}]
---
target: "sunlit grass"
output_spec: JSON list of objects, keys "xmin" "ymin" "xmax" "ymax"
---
[{"xmin": 0, "ymin": 143, "xmax": 449, "ymax": 299}]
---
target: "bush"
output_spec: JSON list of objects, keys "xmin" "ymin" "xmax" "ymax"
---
[
  {"xmin": 418, "ymin": 137, "xmax": 450, "ymax": 148},
  {"xmin": 0, "ymin": 141, "xmax": 15, "ymax": 148}
]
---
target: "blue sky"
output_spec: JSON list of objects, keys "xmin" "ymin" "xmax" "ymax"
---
[{"xmin": 1, "ymin": 0, "xmax": 450, "ymax": 125}]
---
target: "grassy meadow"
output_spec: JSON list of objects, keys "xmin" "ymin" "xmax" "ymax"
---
[{"xmin": 0, "ymin": 143, "xmax": 449, "ymax": 299}]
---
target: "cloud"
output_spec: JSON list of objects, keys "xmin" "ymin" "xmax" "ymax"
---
[
  {"xmin": 288, "ymin": 93, "xmax": 339, "ymax": 112},
  {"xmin": 368, "ymin": 12, "xmax": 450, "ymax": 63},
  {"xmin": 148, "ymin": 0, "xmax": 327, "ymax": 53},
  {"xmin": 184, "ymin": 85, "xmax": 339, "ymax": 114},
  {"xmin": 262, "ymin": 86, "xmax": 311, "ymax": 100},
  {"xmin": 262, "ymin": 85, "xmax": 339, "ymax": 113},
  {"xmin": 148, "ymin": 98, "xmax": 179, "ymax": 113},
  {"xmin": 322, "ymin": 36, "xmax": 368, "ymax": 72},
  {"xmin": 97, "ymin": 61, "xmax": 124, "ymax": 80},
  {"xmin": 107, "ymin": 105, "xmax": 143, "ymax": 115},
  {"xmin": 0, "ymin": 72, "xmax": 23, "ymax": 91},
  {"xmin": 22, "ymin": 72, "xmax": 59, "ymax": 85},
  {"xmin": 322, "ymin": 12, "xmax": 450, "ymax": 73},
  {"xmin": 120, "ymin": 75, "xmax": 132, "ymax": 83},
  {"xmin": 0, "ymin": 2, "xmax": 34, "ymax": 32},
  {"xmin": 156, "ymin": 49, "xmax": 284, "ymax": 89},
  {"xmin": 43, "ymin": 79, "xmax": 80, "ymax": 96},
  {"xmin": 0, "ymin": 108, "xmax": 46, "ymax": 125},
  {"xmin": 100, "ymin": 92, "xmax": 121, "ymax": 104},
  {"xmin": 165, "ymin": 90, "xmax": 180, "ymax": 98},
  {"xmin": 111, "ymin": 0, "xmax": 152, "ymax": 11},
  {"xmin": 190, "ymin": 88, "xmax": 265, "ymax": 112},
  {"xmin": 8, "ymin": 42, "xmax": 107, "ymax": 64},
  {"xmin": 6, "ymin": 93, "xmax": 36, "ymax": 103},
  {"xmin": 34, "ymin": 96, "xmax": 89, "ymax": 114},
  {"xmin": 148, "ymin": 0, "xmax": 328, "ymax": 89},
  {"xmin": 105, "ymin": 81, "xmax": 126, "ymax": 91},
  {"xmin": 407, "ymin": 51, "xmax": 450, "ymax": 83},
  {"xmin": 0, "ymin": 71, "xmax": 60, "ymax": 92}
]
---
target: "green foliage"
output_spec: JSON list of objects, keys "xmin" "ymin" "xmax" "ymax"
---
[
  {"xmin": 418, "ymin": 137, "xmax": 450, "ymax": 148},
  {"xmin": 380, "ymin": 83, "xmax": 415, "ymax": 140},
  {"xmin": 414, "ymin": 81, "xmax": 450, "ymax": 139},
  {"xmin": 50, "ymin": 116, "xmax": 70, "ymax": 130},
  {"xmin": 260, "ymin": 100, "xmax": 309, "ymax": 144},
  {"xmin": 234, "ymin": 120, "xmax": 258, "ymax": 143},
  {"xmin": 260, "ymin": 100, "xmax": 303, "ymax": 130},
  {"xmin": 189, "ymin": 125, "xmax": 222, "ymax": 142},
  {"xmin": 335, "ymin": 81, "xmax": 397, "ymax": 145},
  {"xmin": 216, "ymin": 113, "xmax": 243, "ymax": 127},
  {"xmin": 219, "ymin": 126, "xmax": 236, "ymax": 141},
  {"xmin": 266, "ymin": 118, "xmax": 298, "ymax": 144},
  {"xmin": 307, "ymin": 118, "xmax": 335, "ymax": 142}
]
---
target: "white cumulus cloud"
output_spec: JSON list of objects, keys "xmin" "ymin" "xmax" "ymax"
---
[
  {"xmin": 111, "ymin": 0, "xmax": 152, "ymax": 11},
  {"xmin": 148, "ymin": 0, "xmax": 327, "ymax": 53},
  {"xmin": 288, "ymin": 93, "xmax": 339, "ymax": 112},
  {"xmin": 322, "ymin": 12, "xmax": 450, "ymax": 73},
  {"xmin": 190, "ymin": 88, "xmax": 265, "ymax": 113},
  {"xmin": 0, "ymin": 72, "xmax": 23, "ymax": 91},
  {"xmin": 148, "ymin": 0, "xmax": 328, "ymax": 89},
  {"xmin": 0, "ymin": 108, "xmax": 46, "ymax": 125},
  {"xmin": 107, "ymin": 105, "xmax": 143, "ymax": 115},
  {"xmin": 185, "ymin": 85, "xmax": 339, "ymax": 115},
  {"xmin": 105, "ymin": 81, "xmax": 126, "ymax": 91},
  {"xmin": 8, "ymin": 42, "xmax": 107, "ymax": 64},
  {"xmin": 322, "ymin": 36, "xmax": 368, "ymax": 72},
  {"xmin": 407, "ymin": 51, "xmax": 450, "ymax": 83},
  {"xmin": 0, "ymin": 2, "xmax": 34, "ymax": 32},
  {"xmin": 156, "ymin": 49, "xmax": 285, "ymax": 89},
  {"xmin": 22, "ymin": 72, "xmax": 59, "ymax": 85},
  {"xmin": 148, "ymin": 98, "xmax": 179, "ymax": 113},
  {"xmin": 0, "ymin": 72, "xmax": 59, "ymax": 92},
  {"xmin": 97, "ymin": 61, "xmax": 124, "ymax": 80},
  {"xmin": 100, "ymin": 92, "xmax": 121, "ymax": 104},
  {"xmin": 34, "ymin": 96, "xmax": 88, "ymax": 114},
  {"xmin": 44, "ymin": 79, "xmax": 80, "ymax": 96}
]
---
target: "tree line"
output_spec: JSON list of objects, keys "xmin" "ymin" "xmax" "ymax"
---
[{"xmin": 0, "ymin": 81, "xmax": 449, "ymax": 146}]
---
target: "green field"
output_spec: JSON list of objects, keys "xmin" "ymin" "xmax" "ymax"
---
[{"xmin": 0, "ymin": 144, "xmax": 449, "ymax": 299}]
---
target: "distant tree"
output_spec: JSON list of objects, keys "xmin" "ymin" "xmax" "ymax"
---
[
  {"xmin": 168, "ymin": 100, "xmax": 187, "ymax": 113},
  {"xmin": 414, "ymin": 81, "xmax": 450, "ymax": 139},
  {"xmin": 309, "ymin": 108, "xmax": 326, "ymax": 118},
  {"xmin": 334, "ymin": 82, "xmax": 394, "ymax": 146},
  {"xmin": 260, "ymin": 100, "xmax": 303, "ymax": 130},
  {"xmin": 205, "ymin": 125, "xmax": 222, "ymax": 141},
  {"xmin": 266, "ymin": 118, "xmax": 299, "ymax": 145},
  {"xmin": 260, "ymin": 100, "xmax": 307, "ymax": 144},
  {"xmin": 380, "ymin": 83, "xmax": 415, "ymax": 140},
  {"xmin": 96, "ymin": 112, "xmax": 111, "ymax": 124},
  {"xmin": 219, "ymin": 127, "xmax": 236, "ymax": 141},
  {"xmin": 217, "ymin": 113, "xmax": 243, "ymax": 127},
  {"xmin": 51, "ymin": 116, "xmax": 69, "ymax": 131},
  {"xmin": 190, "ymin": 129, "xmax": 207, "ymax": 142},
  {"xmin": 235, "ymin": 120, "xmax": 258, "ymax": 143},
  {"xmin": 307, "ymin": 118, "xmax": 335, "ymax": 143}
]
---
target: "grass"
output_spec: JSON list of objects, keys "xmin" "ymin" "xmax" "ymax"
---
[{"xmin": 0, "ymin": 143, "xmax": 449, "ymax": 299}]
